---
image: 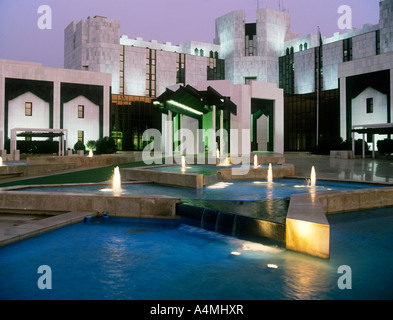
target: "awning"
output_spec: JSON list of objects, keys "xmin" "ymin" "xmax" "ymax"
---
[
  {"xmin": 153, "ymin": 84, "xmax": 237, "ymax": 118},
  {"xmin": 17, "ymin": 132, "xmax": 65, "ymax": 138},
  {"xmin": 352, "ymin": 123, "xmax": 393, "ymax": 135}
]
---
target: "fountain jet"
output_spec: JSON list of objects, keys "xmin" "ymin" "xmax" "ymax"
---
[
  {"xmin": 88, "ymin": 149, "xmax": 93, "ymax": 157},
  {"xmin": 254, "ymin": 155, "xmax": 259, "ymax": 169},
  {"xmin": 310, "ymin": 166, "xmax": 316, "ymax": 188},
  {"xmin": 267, "ymin": 163, "xmax": 273, "ymax": 184},
  {"xmin": 0, "ymin": 156, "xmax": 3, "ymax": 166},
  {"xmin": 112, "ymin": 166, "xmax": 122, "ymax": 193}
]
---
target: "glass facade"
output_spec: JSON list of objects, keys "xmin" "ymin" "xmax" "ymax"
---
[
  {"xmin": 111, "ymin": 95, "xmax": 161, "ymax": 151},
  {"xmin": 284, "ymin": 89, "xmax": 339, "ymax": 151}
]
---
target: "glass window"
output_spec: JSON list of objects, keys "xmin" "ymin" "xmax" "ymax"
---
[
  {"xmin": 367, "ymin": 98, "xmax": 374, "ymax": 114},
  {"xmin": 78, "ymin": 105, "xmax": 84, "ymax": 118},
  {"xmin": 25, "ymin": 102, "xmax": 32, "ymax": 116},
  {"xmin": 78, "ymin": 130, "xmax": 84, "ymax": 143}
]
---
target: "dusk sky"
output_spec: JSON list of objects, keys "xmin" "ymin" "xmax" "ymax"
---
[{"xmin": 0, "ymin": 0, "xmax": 380, "ymax": 68}]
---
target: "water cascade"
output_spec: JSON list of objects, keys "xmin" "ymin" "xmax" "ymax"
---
[{"xmin": 88, "ymin": 150, "xmax": 93, "ymax": 158}]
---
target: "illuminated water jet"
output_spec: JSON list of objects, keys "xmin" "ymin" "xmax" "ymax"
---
[{"xmin": 267, "ymin": 163, "xmax": 273, "ymax": 184}]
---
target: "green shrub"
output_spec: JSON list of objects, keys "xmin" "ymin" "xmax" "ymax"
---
[
  {"xmin": 377, "ymin": 139, "xmax": 393, "ymax": 155},
  {"xmin": 86, "ymin": 140, "xmax": 96, "ymax": 150},
  {"xmin": 74, "ymin": 140, "xmax": 86, "ymax": 152},
  {"xmin": 95, "ymin": 136, "xmax": 116, "ymax": 154}
]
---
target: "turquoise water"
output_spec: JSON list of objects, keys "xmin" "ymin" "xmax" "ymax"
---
[
  {"xmin": 21, "ymin": 179, "xmax": 385, "ymax": 202},
  {"xmin": 1, "ymin": 209, "xmax": 393, "ymax": 300},
  {"xmin": 147, "ymin": 164, "xmax": 280, "ymax": 176}
]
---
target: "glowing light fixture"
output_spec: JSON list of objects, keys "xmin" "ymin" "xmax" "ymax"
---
[
  {"xmin": 267, "ymin": 264, "xmax": 278, "ymax": 269},
  {"xmin": 168, "ymin": 100, "xmax": 204, "ymax": 116},
  {"xmin": 231, "ymin": 251, "xmax": 241, "ymax": 256}
]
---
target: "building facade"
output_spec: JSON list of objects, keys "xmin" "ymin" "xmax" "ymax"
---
[
  {"xmin": 63, "ymin": 0, "xmax": 393, "ymax": 153},
  {"xmin": 0, "ymin": 59, "xmax": 111, "ymax": 154}
]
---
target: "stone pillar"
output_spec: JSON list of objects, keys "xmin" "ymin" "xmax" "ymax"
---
[
  {"xmin": 211, "ymin": 105, "xmax": 217, "ymax": 158},
  {"xmin": 0, "ymin": 76, "xmax": 4, "ymax": 150},
  {"xmin": 53, "ymin": 81, "xmax": 61, "ymax": 129},
  {"xmin": 339, "ymin": 77, "xmax": 347, "ymax": 140},
  {"xmin": 390, "ymin": 69, "xmax": 393, "ymax": 124},
  {"xmin": 103, "ymin": 85, "xmax": 110, "ymax": 138}
]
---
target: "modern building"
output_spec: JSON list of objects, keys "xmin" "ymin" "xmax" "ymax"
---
[
  {"xmin": 0, "ymin": 59, "xmax": 111, "ymax": 156},
  {"xmin": 63, "ymin": 0, "xmax": 393, "ymax": 154}
]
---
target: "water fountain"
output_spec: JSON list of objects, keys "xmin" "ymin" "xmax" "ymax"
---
[
  {"xmin": 112, "ymin": 166, "xmax": 122, "ymax": 193},
  {"xmin": 100, "ymin": 166, "xmax": 123, "ymax": 193},
  {"xmin": 310, "ymin": 166, "xmax": 316, "ymax": 188},
  {"xmin": 267, "ymin": 163, "xmax": 273, "ymax": 184},
  {"xmin": 88, "ymin": 150, "xmax": 93, "ymax": 158},
  {"xmin": 254, "ymin": 155, "xmax": 259, "ymax": 169},
  {"xmin": 0, "ymin": 156, "xmax": 3, "ymax": 166}
]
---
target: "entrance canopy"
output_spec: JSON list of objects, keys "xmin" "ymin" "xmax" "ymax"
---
[
  {"xmin": 153, "ymin": 84, "xmax": 237, "ymax": 119},
  {"xmin": 10, "ymin": 128, "xmax": 68, "ymax": 156},
  {"xmin": 352, "ymin": 123, "xmax": 393, "ymax": 158}
]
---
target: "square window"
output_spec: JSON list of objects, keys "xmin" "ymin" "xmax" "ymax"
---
[{"xmin": 25, "ymin": 102, "xmax": 32, "ymax": 116}]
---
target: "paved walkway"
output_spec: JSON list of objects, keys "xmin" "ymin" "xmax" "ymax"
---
[{"xmin": 284, "ymin": 153, "xmax": 393, "ymax": 185}]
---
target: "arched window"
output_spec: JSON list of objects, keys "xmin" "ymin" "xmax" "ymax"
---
[
  {"xmin": 299, "ymin": 44, "xmax": 303, "ymax": 52},
  {"xmin": 200, "ymin": 49, "xmax": 204, "ymax": 56},
  {"xmin": 215, "ymin": 51, "xmax": 219, "ymax": 59},
  {"xmin": 209, "ymin": 50, "xmax": 214, "ymax": 58},
  {"xmin": 290, "ymin": 47, "xmax": 294, "ymax": 54},
  {"xmin": 304, "ymin": 42, "xmax": 308, "ymax": 50},
  {"xmin": 194, "ymin": 48, "xmax": 199, "ymax": 55},
  {"xmin": 286, "ymin": 48, "xmax": 290, "ymax": 55}
]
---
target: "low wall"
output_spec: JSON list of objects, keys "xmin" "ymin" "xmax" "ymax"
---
[
  {"xmin": 286, "ymin": 186, "xmax": 393, "ymax": 259},
  {"xmin": 121, "ymin": 167, "xmax": 204, "ymax": 189},
  {"xmin": 218, "ymin": 164, "xmax": 295, "ymax": 181},
  {"xmin": 0, "ymin": 191, "xmax": 180, "ymax": 219},
  {"xmin": 26, "ymin": 153, "xmax": 143, "ymax": 168},
  {"xmin": 318, "ymin": 187, "xmax": 393, "ymax": 214},
  {"xmin": 0, "ymin": 163, "xmax": 79, "ymax": 179},
  {"xmin": 286, "ymin": 193, "xmax": 330, "ymax": 259}
]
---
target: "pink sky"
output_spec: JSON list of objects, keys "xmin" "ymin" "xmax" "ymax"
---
[{"xmin": 0, "ymin": 0, "xmax": 380, "ymax": 67}]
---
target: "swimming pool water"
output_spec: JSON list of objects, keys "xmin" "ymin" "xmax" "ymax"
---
[{"xmin": 1, "ymin": 209, "xmax": 393, "ymax": 300}]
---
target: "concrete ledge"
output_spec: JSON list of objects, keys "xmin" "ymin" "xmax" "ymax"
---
[
  {"xmin": 0, "ymin": 191, "xmax": 180, "ymax": 219},
  {"xmin": 219, "ymin": 163, "xmax": 295, "ymax": 181},
  {"xmin": 122, "ymin": 166, "xmax": 204, "ymax": 189},
  {"xmin": 318, "ymin": 187, "xmax": 393, "ymax": 214},
  {"xmin": 0, "ymin": 211, "xmax": 96, "ymax": 247},
  {"xmin": 286, "ymin": 193, "xmax": 330, "ymax": 259},
  {"xmin": 26, "ymin": 153, "xmax": 143, "ymax": 168}
]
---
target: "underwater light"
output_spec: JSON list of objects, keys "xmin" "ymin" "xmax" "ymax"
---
[
  {"xmin": 267, "ymin": 264, "xmax": 278, "ymax": 269},
  {"xmin": 231, "ymin": 251, "xmax": 241, "ymax": 256}
]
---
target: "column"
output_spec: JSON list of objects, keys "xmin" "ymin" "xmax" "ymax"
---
[
  {"xmin": 0, "ymin": 76, "xmax": 4, "ymax": 150},
  {"xmin": 165, "ymin": 110, "xmax": 173, "ymax": 163},
  {"xmin": 53, "ymin": 81, "xmax": 61, "ymax": 129},
  {"xmin": 339, "ymin": 77, "xmax": 348, "ymax": 140},
  {"xmin": 390, "ymin": 69, "xmax": 393, "ymax": 123},
  {"xmin": 219, "ymin": 109, "xmax": 225, "ymax": 155},
  {"xmin": 103, "ymin": 85, "xmax": 110, "ymax": 138},
  {"xmin": 211, "ymin": 105, "xmax": 217, "ymax": 158}
]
